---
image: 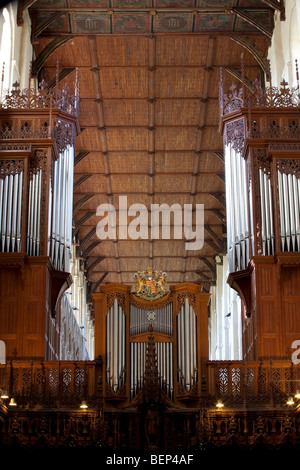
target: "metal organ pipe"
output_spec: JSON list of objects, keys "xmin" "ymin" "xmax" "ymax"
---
[
  {"xmin": 129, "ymin": 303, "xmax": 173, "ymax": 399},
  {"xmin": 177, "ymin": 298, "xmax": 197, "ymax": 392},
  {"xmin": 106, "ymin": 299, "xmax": 126, "ymax": 393},
  {"xmin": 0, "ymin": 171, "xmax": 24, "ymax": 253},
  {"xmin": 6, "ymin": 174, "xmax": 13, "ymax": 252},
  {"xmin": 49, "ymin": 145, "xmax": 74, "ymax": 271},
  {"xmin": 27, "ymin": 169, "xmax": 42, "ymax": 256},
  {"xmin": 225, "ymin": 144, "xmax": 251, "ymax": 271},
  {"xmin": 278, "ymin": 170, "xmax": 300, "ymax": 252},
  {"xmin": 1, "ymin": 176, "xmax": 8, "ymax": 251},
  {"xmin": 11, "ymin": 173, "xmax": 18, "ymax": 252},
  {"xmin": 258, "ymin": 168, "xmax": 274, "ymax": 256}
]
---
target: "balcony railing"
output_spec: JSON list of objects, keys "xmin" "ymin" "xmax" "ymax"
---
[
  {"xmin": 207, "ymin": 360, "xmax": 299, "ymax": 407},
  {"xmin": 0, "ymin": 360, "xmax": 99, "ymax": 409},
  {"xmin": 0, "ymin": 359, "xmax": 298, "ymax": 410}
]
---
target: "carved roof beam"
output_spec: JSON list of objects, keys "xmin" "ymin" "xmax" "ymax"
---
[
  {"xmin": 216, "ymin": 173, "xmax": 225, "ymax": 183},
  {"xmin": 230, "ymin": 8, "xmax": 273, "ymax": 39},
  {"xmin": 24, "ymin": 0, "xmax": 37, "ymax": 7},
  {"xmin": 209, "ymin": 209, "xmax": 226, "ymax": 226},
  {"xmin": 261, "ymin": 0, "xmax": 285, "ymax": 20},
  {"xmin": 82, "ymin": 241, "xmax": 101, "ymax": 260},
  {"xmin": 87, "ymin": 36, "xmax": 122, "ymax": 280},
  {"xmin": 199, "ymin": 257, "xmax": 216, "ymax": 279},
  {"xmin": 148, "ymin": 36, "xmax": 156, "ymax": 266},
  {"xmin": 188, "ymin": 36, "xmax": 215, "ymax": 283},
  {"xmin": 31, "ymin": 36, "xmax": 73, "ymax": 76},
  {"xmin": 31, "ymin": 11, "xmax": 67, "ymax": 44},
  {"xmin": 91, "ymin": 272, "xmax": 109, "ymax": 293},
  {"xmin": 210, "ymin": 192, "xmax": 226, "ymax": 209},
  {"xmin": 74, "ymin": 151, "xmax": 90, "ymax": 167},
  {"xmin": 73, "ymin": 194, "xmax": 95, "ymax": 217},
  {"xmin": 214, "ymin": 151, "xmax": 224, "ymax": 162},
  {"xmin": 86, "ymin": 257, "xmax": 105, "ymax": 278},
  {"xmin": 78, "ymin": 227, "xmax": 97, "ymax": 251},
  {"xmin": 73, "ymin": 174, "xmax": 92, "ymax": 189},
  {"xmin": 195, "ymin": 271, "xmax": 215, "ymax": 288},
  {"xmin": 48, "ymin": 67, "xmax": 75, "ymax": 90},
  {"xmin": 206, "ymin": 239, "xmax": 222, "ymax": 253},
  {"xmin": 195, "ymin": 271, "xmax": 211, "ymax": 281},
  {"xmin": 73, "ymin": 211, "xmax": 95, "ymax": 237},
  {"xmin": 204, "ymin": 225, "xmax": 223, "ymax": 251},
  {"xmin": 225, "ymin": 67, "xmax": 256, "ymax": 93},
  {"xmin": 231, "ymin": 37, "xmax": 270, "ymax": 80}
]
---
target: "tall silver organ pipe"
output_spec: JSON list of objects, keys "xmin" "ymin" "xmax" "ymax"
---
[
  {"xmin": 130, "ymin": 341, "xmax": 173, "ymax": 400},
  {"xmin": 177, "ymin": 297, "xmax": 197, "ymax": 392},
  {"xmin": 27, "ymin": 168, "xmax": 42, "ymax": 256},
  {"xmin": 50, "ymin": 145, "xmax": 74, "ymax": 271},
  {"xmin": 278, "ymin": 170, "xmax": 300, "ymax": 252},
  {"xmin": 130, "ymin": 303, "xmax": 173, "ymax": 399},
  {"xmin": 225, "ymin": 143, "xmax": 250, "ymax": 272},
  {"xmin": 106, "ymin": 298, "xmax": 126, "ymax": 393},
  {"xmin": 0, "ymin": 171, "xmax": 23, "ymax": 253},
  {"xmin": 130, "ymin": 303, "xmax": 173, "ymax": 336},
  {"xmin": 259, "ymin": 169, "xmax": 274, "ymax": 256}
]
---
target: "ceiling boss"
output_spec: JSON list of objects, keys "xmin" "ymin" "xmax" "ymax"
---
[{"xmin": 133, "ymin": 267, "xmax": 169, "ymax": 301}]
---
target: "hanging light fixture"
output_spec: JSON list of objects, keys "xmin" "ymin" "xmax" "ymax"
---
[
  {"xmin": 8, "ymin": 397, "xmax": 17, "ymax": 406},
  {"xmin": 295, "ymin": 390, "xmax": 300, "ymax": 399},
  {"xmin": 80, "ymin": 400, "xmax": 88, "ymax": 409},
  {"xmin": 287, "ymin": 396, "xmax": 295, "ymax": 406},
  {"xmin": 216, "ymin": 399, "xmax": 224, "ymax": 408},
  {"xmin": 0, "ymin": 390, "xmax": 9, "ymax": 399}
]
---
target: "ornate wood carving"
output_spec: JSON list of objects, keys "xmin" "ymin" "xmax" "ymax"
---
[
  {"xmin": 255, "ymin": 148, "xmax": 271, "ymax": 177},
  {"xmin": 227, "ymin": 267, "xmax": 252, "ymax": 317},
  {"xmin": 106, "ymin": 292, "xmax": 126, "ymax": 311},
  {"xmin": 0, "ymin": 159, "xmax": 24, "ymax": 178},
  {"xmin": 176, "ymin": 292, "xmax": 196, "ymax": 311},
  {"xmin": 252, "ymin": 149, "xmax": 266, "ymax": 255},
  {"xmin": 277, "ymin": 159, "xmax": 300, "ymax": 178},
  {"xmin": 269, "ymin": 142, "xmax": 300, "ymax": 152},
  {"xmin": 129, "ymin": 292, "xmax": 172, "ymax": 311}
]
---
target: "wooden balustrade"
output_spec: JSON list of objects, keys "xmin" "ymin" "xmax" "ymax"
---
[
  {"xmin": 0, "ymin": 360, "xmax": 100, "ymax": 409},
  {"xmin": 207, "ymin": 360, "xmax": 300, "ymax": 406},
  {"xmin": 1, "ymin": 359, "xmax": 299, "ymax": 410}
]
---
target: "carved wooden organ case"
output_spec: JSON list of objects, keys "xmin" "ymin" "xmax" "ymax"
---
[
  {"xmin": 92, "ymin": 283, "xmax": 210, "ymax": 408},
  {"xmin": 0, "ymin": 76, "xmax": 80, "ymax": 360},
  {"xmin": 219, "ymin": 68, "xmax": 300, "ymax": 360}
]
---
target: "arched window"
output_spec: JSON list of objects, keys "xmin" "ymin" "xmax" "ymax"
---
[{"xmin": 0, "ymin": 7, "xmax": 13, "ymax": 98}]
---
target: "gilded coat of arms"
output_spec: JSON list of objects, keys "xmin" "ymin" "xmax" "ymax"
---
[{"xmin": 133, "ymin": 267, "xmax": 169, "ymax": 301}]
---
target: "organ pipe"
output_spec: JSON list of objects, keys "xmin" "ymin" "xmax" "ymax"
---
[
  {"xmin": 225, "ymin": 144, "xmax": 250, "ymax": 272},
  {"xmin": 129, "ymin": 302, "xmax": 174, "ymax": 399},
  {"xmin": 278, "ymin": 170, "xmax": 300, "ymax": 253},
  {"xmin": 49, "ymin": 145, "xmax": 74, "ymax": 271},
  {"xmin": 0, "ymin": 171, "xmax": 23, "ymax": 253},
  {"xmin": 177, "ymin": 298, "xmax": 197, "ymax": 392},
  {"xmin": 106, "ymin": 298, "xmax": 126, "ymax": 393}
]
